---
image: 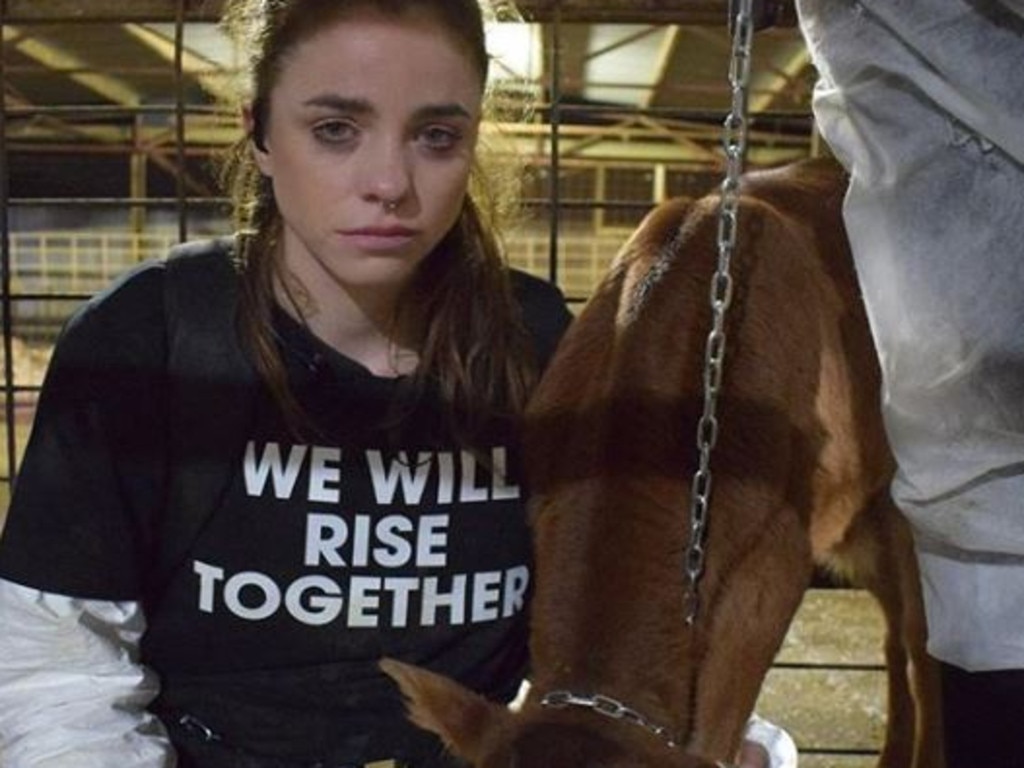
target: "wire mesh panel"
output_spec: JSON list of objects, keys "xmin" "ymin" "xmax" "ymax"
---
[
  {"xmin": 0, "ymin": 2, "xmax": 820, "ymax": 534},
  {"xmin": 0, "ymin": 5, "xmax": 816, "ymax": 504},
  {"xmin": 0, "ymin": 4, "xmax": 900, "ymax": 766},
  {"xmin": 1, "ymin": 9, "xmax": 236, "ymax": 516},
  {"xmin": 0, "ymin": 9, "xmax": 822, "ymax": 503}
]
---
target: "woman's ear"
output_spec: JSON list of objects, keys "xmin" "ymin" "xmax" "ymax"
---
[{"xmin": 242, "ymin": 101, "xmax": 272, "ymax": 175}]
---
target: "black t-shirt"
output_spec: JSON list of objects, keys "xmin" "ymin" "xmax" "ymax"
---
[{"xmin": 0, "ymin": 243, "xmax": 573, "ymax": 764}]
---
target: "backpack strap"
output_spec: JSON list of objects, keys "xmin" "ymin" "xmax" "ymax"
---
[
  {"xmin": 153, "ymin": 237, "xmax": 259, "ymax": 599},
  {"xmin": 509, "ymin": 269, "xmax": 574, "ymax": 371}
]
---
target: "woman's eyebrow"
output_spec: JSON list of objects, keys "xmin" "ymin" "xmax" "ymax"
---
[
  {"xmin": 300, "ymin": 94, "xmax": 473, "ymax": 121},
  {"xmin": 302, "ymin": 94, "xmax": 373, "ymax": 113},
  {"xmin": 413, "ymin": 103, "xmax": 474, "ymax": 121}
]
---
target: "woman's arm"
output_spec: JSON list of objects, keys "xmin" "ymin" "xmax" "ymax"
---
[{"xmin": 0, "ymin": 578, "xmax": 173, "ymax": 767}]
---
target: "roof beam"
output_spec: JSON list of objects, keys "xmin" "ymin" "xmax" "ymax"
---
[
  {"xmin": 121, "ymin": 23, "xmax": 233, "ymax": 102},
  {"xmin": 542, "ymin": 23, "xmax": 590, "ymax": 98},
  {"xmin": 2, "ymin": 25, "xmax": 142, "ymax": 105},
  {"xmin": 2, "ymin": 0, "xmax": 789, "ymax": 24},
  {"xmin": 750, "ymin": 43, "xmax": 811, "ymax": 113},
  {"xmin": 3, "ymin": 80, "xmax": 34, "ymax": 109},
  {"xmin": 519, "ymin": 0, "xmax": 796, "ymax": 24},
  {"xmin": 631, "ymin": 115, "xmax": 722, "ymax": 164},
  {"xmin": 642, "ymin": 25, "xmax": 682, "ymax": 109},
  {"xmin": 3, "ymin": 0, "xmax": 210, "ymax": 23}
]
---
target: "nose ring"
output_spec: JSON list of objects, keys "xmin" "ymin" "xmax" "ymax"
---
[{"xmin": 383, "ymin": 199, "xmax": 399, "ymax": 213}]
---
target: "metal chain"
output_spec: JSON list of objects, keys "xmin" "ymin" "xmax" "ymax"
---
[
  {"xmin": 540, "ymin": 690, "xmax": 740, "ymax": 767},
  {"xmin": 541, "ymin": 691, "xmax": 679, "ymax": 748},
  {"xmin": 684, "ymin": 0, "xmax": 755, "ymax": 626}
]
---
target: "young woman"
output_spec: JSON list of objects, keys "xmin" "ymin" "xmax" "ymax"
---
[{"xmin": 0, "ymin": 1, "xmax": 793, "ymax": 766}]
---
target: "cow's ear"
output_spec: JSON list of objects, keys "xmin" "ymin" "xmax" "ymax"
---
[{"xmin": 380, "ymin": 658, "xmax": 513, "ymax": 763}]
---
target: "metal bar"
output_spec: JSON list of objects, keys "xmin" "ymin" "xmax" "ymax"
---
[
  {"xmin": 173, "ymin": 0, "xmax": 189, "ymax": 244},
  {"xmin": 546, "ymin": 10, "xmax": 562, "ymax": 286},
  {"xmin": 771, "ymin": 661, "xmax": 886, "ymax": 671},
  {"xmin": 1, "ymin": 0, "xmax": 20, "ymax": 487},
  {"xmin": 130, "ymin": 116, "xmax": 147, "ymax": 258},
  {"xmin": 581, "ymin": 25, "xmax": 661, "ymax": 62},
  {"xmin": 6, "ymin": 144, "xmax": 231, "ymax": 155},
  {"xmin": 5, "ymin": 197, "xmax": 228, "ymax": 206},
  {"xmin": 0, "ymin": 384, "xmax": 42, "ymax": 394},
  {"xmin": 534, "ymin": 103, "xmax": 811, "ymax": 121},
  {"xmin": 4, "ymin": 64, "xmax": 230, "ymax": 76},
  {"xmin": 521, "ymin": 1, "xmax": 741, "ymax": 23},
  {"xmin": 3, "ymin": 0, "xmax": 225, "ymax": 22},
  {"xmin": 5, "ymin": 292, "xmax": 96, "ymax": 301},
  {"xmin": 3, "ymin": 103, "xmax": 223, "ymax": 116},
  {"xmin": 522, "ymin": 198, "xmax": 663, "ymax": 210}
]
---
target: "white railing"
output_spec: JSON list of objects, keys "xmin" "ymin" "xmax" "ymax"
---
[
  {"xmin": 9, "ymin": 231, "xmax": 180, "ymax": 295},
  {"xmin": 6, "ymin": 228, "xmax": 636, "ymax": 338},
  {"xmin": 504, "ymin": 229, "xmax": 629, "ymax": 298}
]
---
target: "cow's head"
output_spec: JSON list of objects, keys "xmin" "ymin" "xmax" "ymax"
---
[{"xmin": 379, "ymin": 659, "xmax": 720, "ymax": 768}]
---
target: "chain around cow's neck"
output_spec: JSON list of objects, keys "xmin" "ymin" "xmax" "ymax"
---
[{"xmin": 540, "ymin": 690, "xmax": 739, "ymax": 767}]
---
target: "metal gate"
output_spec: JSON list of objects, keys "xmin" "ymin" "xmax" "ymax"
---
[{"xmin": 3, "ymin": 7, "xmax": 878, "ymax": 763}]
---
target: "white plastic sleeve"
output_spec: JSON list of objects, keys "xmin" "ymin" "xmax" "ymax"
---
[
  {"xmin": 0, "ymin": 578, "xmax": 174, "ymax": 767},
  {"xmin": 744, "ymin": 713, "xmax": 799, "ymax": 768}
]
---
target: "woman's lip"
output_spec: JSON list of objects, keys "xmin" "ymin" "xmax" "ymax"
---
[
  {"xmin": 337, "ymin": 228, "xmax": 418, "ymax": 251},
  {"xmin": 340, "ymin": 226, "xmax": 417, "ymax": 237}
]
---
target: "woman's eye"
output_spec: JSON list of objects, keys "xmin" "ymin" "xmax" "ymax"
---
[
  {"xmin": 312, "ymin": 120, "xmax": 357, "ymax": 145},
  {"xmin": 420, "ymin": 126, "xmax": 462, "ymax": 152}
]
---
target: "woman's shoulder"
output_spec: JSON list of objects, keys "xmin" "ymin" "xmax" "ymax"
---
[
  {"xmin": 58, "ymin": 238, "xmax": 239, "ymax": 362},
  {"xmin": 79, "ymin": 236, "xmax": 234, "ymax": 313},
  {"xmin": 163, "ymin": 236, "xmax": 238, "ymax": 281},
  {"xmin": 509, "ymin": 268, "xmax": 565, "ymax": 306},
  {"xmin": 508, "ymin": 268, "xmax": 574, "ymax": 369}
]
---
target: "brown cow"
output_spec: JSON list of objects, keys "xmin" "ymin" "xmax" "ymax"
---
[{"xmin": 381, "ymin": 158, "xmax": 944, "ymax": 768}]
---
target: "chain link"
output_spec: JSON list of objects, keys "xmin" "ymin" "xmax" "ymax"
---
[
  {"xmin": 541, "ymin": 691, "xmax": 679, "ymax": 748},
  {"xmin": 540, "ymin": 690, "xmax": 744, "ymax": 767},
  {"xmin": 541, "ymin": 690, "xmax": 741, "ymax": 766},
  {"xmin": 684, "ymin": 0, "xmax": 755, "ymax": 626}
]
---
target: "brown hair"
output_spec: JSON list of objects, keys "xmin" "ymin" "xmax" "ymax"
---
[{"xmin": 218, "ymin": 0, "xmax": 538, "ymax": 444}]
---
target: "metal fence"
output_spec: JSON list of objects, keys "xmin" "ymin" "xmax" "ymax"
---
[
  {"xmin": 0, "ymin": 5, "xmax": 893, "ymax": 766},
  {"xmin": 1, "ymin": 1, "xmax": 817, "ymax": 499},
  {"xmin": 5, "ymin": 227, "xmax": 635, "ymax": 345}
]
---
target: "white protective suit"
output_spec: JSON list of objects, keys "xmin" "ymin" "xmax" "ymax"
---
[{"xmin": 795, "ymin": 0, "xmax": 1024, "ymax": 670}]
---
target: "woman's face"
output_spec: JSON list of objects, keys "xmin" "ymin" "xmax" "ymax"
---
[{"xmin": 253, "ymin": 9, "xmax": 483, "ymax": 303}]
